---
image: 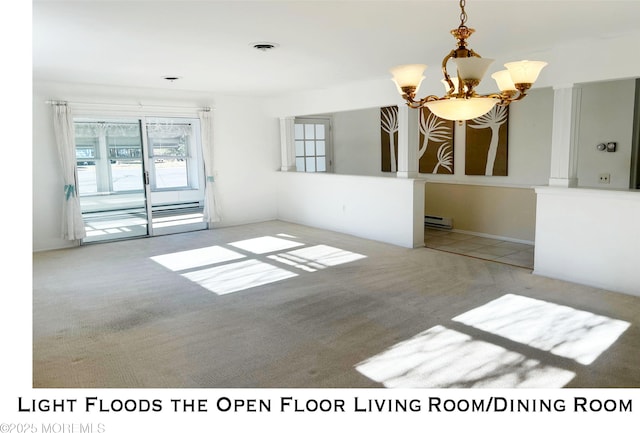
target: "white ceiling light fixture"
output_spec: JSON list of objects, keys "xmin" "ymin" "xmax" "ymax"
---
[
  {"xmin": 390, "ymin": 0, "xmax": 547, "ymax": 121},
  {"xmin": 162, "ymin": 76, "xmax": 182, "ymax": 82},
  {"xmin": 251, "ymin": 41, "xmax": 280, "ymax": 52}
]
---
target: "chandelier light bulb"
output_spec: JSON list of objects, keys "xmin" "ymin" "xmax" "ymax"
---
[
  {"xmin": 453, "ymin": 57, "xmax": 494, "ymax": 81},
  {"xmin": 390, "ymin": 64, "xmax": 427, "ymax": 94},
  {"xmin": 491, "ymin": 70, "xmax": 517, "ymax": 92},
  {"xmin": 504, "ymin": 60, "xmax": 548, "ymax": 85},
  {"xmin": 425, "ymin": 98, "xmax": 498, "ymax": 121}
]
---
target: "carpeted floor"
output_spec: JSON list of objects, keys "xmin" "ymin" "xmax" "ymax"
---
[{"xmin": 32, "ymin": 221, "xmax": 640, "ymax": 388}]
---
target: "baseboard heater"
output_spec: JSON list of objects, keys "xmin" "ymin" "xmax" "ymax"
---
[
  {"xmin": 152, "ymin": 201, "xmax": 203, "ymax": 215},
  {"xmin": 424, "ymin": 215, "xmax": 453, "ymax": 230}
]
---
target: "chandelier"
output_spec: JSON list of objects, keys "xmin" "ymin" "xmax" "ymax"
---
[{"xmin": 390, "ymin": 0, "xmax": 547, "ymax": 121}]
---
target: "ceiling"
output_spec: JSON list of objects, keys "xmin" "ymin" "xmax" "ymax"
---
[{"xmin": 33, "ymin": 1, "xmax": 640, "ymax": 97}]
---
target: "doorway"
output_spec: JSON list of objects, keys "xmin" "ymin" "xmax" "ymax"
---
[{"xmin": 74, "ymin": 116, "xmax": 206, "ymax": 243}]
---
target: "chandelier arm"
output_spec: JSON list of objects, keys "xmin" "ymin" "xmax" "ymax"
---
[
  {"xmin": 402, "ymin": 94, "xmax": 441, "ymax": 109},
  {"xmin": 482, "ymin": 91, "xmax": 530, "ymax": 106},
  {"xmin": 401, "ymin": 93, "xmax": 426, "ymax": 109},
  {"xmin": 441, "ymin": 50, "xmax": 456, "ymax": 96}
]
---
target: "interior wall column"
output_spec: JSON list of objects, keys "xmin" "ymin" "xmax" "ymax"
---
[
  {"xmin": 396, "ymin": 105, "xmax": 419, "ymax": 178},
  {"xmin": 279, "ymin": 117, "xmax": 296, "ymax": 171},
  {"xmin": 548, "ymin": 84, "xmax": 581, "ymax": 187}
]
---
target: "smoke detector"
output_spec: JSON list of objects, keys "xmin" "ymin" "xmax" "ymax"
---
[{"xmin": 251, "ymin": 42, "xmax": 279, "ymax": 52}]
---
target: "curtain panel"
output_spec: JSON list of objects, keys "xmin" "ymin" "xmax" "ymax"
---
[
  {"xmin": 52, "ymin": 104, "xmax": 86, "ymax": 240},
  {"xmin": 198, "ymin": 110, "xmax": 222, "ymax": 225}
]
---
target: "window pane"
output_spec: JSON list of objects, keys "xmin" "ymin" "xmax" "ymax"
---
[
  {"xmin": 295, "ymin": 140, "xmax": 305, "ymax": 156},
  {"xmin": 294, "ymin": 124, "xmax": 304, "ymax": 140},
  {"xmin": 315, "ymin": 124, "xmax": 325, "ymax": 139},
  {"xmin": 109, "ymin": 135, "xmax": 143, "ymax": 160},
  {"xmin": 295, "ymin": 157, "xmax": 305, "ymax": 172},
  {"xmin": 112, "ymin": 161, "xmax": 144, "ymax": 192},
  {"xmin": 305, "ymin": 141, "xmax": 315, "ymax": 156},
  {"xmin": 305, "ymin": 157, "xmax": 316, "ymax": 172},
  {"xmin": 76, "ymin": 136, "xmax": 98, "ymax": 160},
  {"xmin": 76, "ymin": 164, "xmax": 97, "ymax": 194},
  {"xmin": 106, "ymin": 123, "xmax": 143, "ymax": 161},
  {"xmin": 154, "ymin": 159, "xmax": 188, "ymax": 189},
  {"xmin": 150, "ymin": 137, "xmax": 188, "ymax": 158},
  {"xmin": 305, "ymin": 124, "xmax": 315, "ymax": 139},
  {"xmin": 316, "ymin": 140, "xmax": 325, "ymax": 156},
  {"xmin": 317, "ymin": 157, "xmax": 326, "ymax": 172}
]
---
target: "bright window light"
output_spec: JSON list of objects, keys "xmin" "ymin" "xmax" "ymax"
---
[
  {"xmin": 268, "ymin": 245, "xmax": 366, "ymax": 272},
  {"xmin": 228, "ymin": 236, "xmax": 304, "ymax": 254},
  {"xmin": 282, "ymin": 245, "xmax": 367, "ymax": 267},
  {"xmin": 150, "ymin": 246, "xmax": 245, "ymax": 272},
  {"xmin": 182, "ymin": 259, "xmax": 297, "ymax": 295},
  {"xmin": 452, "ymin": 294, "xmax": 630, "ymax": 365},
  {"xmin": 355, "ymin": 325, "xmax": 575, "ymax": 388},
  {"xmin": 267, "ymin": 254, "xmax": 320, "ymax": 273}
]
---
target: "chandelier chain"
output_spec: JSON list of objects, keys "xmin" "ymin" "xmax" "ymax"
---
[{"xmin": 459, "ymin": 0, "xmax": 467, "ymax": 27}]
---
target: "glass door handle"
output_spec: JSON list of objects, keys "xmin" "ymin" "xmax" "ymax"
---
[{"xmin": 144, "ymin": 171, "xmax": 150, "ymax": 185}]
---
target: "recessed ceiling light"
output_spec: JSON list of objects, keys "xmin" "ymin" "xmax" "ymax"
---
[{"xmin": 250, "ymin": 42, "xmax": 279, "ymax": 52}]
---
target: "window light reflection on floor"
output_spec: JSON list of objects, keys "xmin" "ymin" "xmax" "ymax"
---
[
  {"xmin": 150, "ymin": 246, "xmax": 245, "ymax": 272},
  {"xmin": 182, "ymin": 259, "xmax": 298, "ymax": 295},
  {"xmin": 452, "ymin": 294, "xmax": 630, "ymax": 365},
  {"xmin": 228, "ymin": 236, "xmax": 304, "ymax": 254},
  {"xmin": 150, "ymin": 235, "xmax": 367, "ymax": 295},
  {"xmin": 268, "ymin": 245, "xmax": 366, "ymax": 272},
  {"xmin": 355, "ymin": 325, "xmax": 575, "ymax": 388},
  {"xmin": 285, "ymin": 245, "xmax": 367, "ymax": 266}
]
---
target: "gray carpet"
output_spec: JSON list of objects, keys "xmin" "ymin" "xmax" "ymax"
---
[{"xmin": 32, "ymin": 221, "xmax": 640, "ymax": 388}]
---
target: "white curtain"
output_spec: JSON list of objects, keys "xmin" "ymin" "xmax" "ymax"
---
[
  {"xmin": 198, "ymin": 109, "xmax": 222, "ymax": 225},
  {"xmin": 52, "ymin": 103, "xmax": 86, "ymax": 240}
]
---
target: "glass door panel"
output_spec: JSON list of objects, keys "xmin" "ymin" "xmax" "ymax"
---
[{"xmin": 75, "ymin": 120, "xmax": 149, "ymax": 243}]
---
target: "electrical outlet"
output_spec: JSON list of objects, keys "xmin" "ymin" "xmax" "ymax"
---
[{"xmin": 599, "ymin": 173, "xmax": 610, "ymax": 184}]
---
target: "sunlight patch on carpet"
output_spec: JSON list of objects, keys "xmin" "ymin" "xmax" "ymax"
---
[
  {"xmin": 452, "ymin": 294, "xmax": 630, "ymax": 365},
  {"xmin": 150, "ymin": 246, "xmax": 245, "ymax": 271},
  {"xmin": 182, "ymin": 259, "xmax": 297, "ymax": 295},
  {"xmin": 268, "ymin": 245, "xmax": 366, "ymax": 272},
  {"xmin": 355, "ymin": 325, "xmax": 575, "ymax": 388},
  {"xmin": 228, "ymin": 236, "xmax": 304, "ymax": 254}
]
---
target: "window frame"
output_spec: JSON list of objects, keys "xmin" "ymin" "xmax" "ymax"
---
[{"xmin": 293, "ymin": 117, "xmax": 332, "ymax": 173}]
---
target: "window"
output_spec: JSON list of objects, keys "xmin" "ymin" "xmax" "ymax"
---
[
  {"xmin": 74, "ymin": 120, "xmax": 144, "ymax": 194},
  {"xmin": 294, "ymin": 118, "xmax": 331, "ymax": 172},
  {"xmin": 74, "ymin": 118, "xmax": 203, "ymax": 195},
  {"xmin": 146, "ymin": 118, "xmax": 199, "ymax": 190}
]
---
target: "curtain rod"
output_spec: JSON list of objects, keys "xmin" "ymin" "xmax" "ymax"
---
[{"xmin": 45, "ymin": 100, "xmax": 212, "ymax": 112}]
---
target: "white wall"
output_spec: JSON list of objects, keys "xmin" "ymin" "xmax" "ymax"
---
[
  {"xmin": 577, "ymin": 79, "xmax": 636, "ymax": 189},
  {"xmin": 277, "ymin": 172, "xmax": 425, "ymax": 248},
  {"xmin": 534, "ymin": 187, "xmax": 640, "ymax": 297},
  {"xmin": 332, "ymin": 107, "xmax": 392, "ymax": 177},
  {"xmin": 32, "ymin": 81, "xmax": 280, "ymax": 251},
  {"xmin": 210, "ymin": 94, "xmax": 281, "ymax": 227}
]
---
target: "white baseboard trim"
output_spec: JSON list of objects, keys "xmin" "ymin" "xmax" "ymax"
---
[{"xmin": 449, "ymin": 228, "xmax": 534, "ymax": 246}]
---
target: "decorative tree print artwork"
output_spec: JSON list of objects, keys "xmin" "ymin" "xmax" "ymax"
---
[
  {"xmin": 418, "ymin": 107, "xmax": 455, "ymax": 174},
  {"xmin": 465, "ymin": 105, "xmax": 509, "ymax": 176},
  {"xmin": 380, "ymin": 106, "xmax": 399, "ymax": 172}
]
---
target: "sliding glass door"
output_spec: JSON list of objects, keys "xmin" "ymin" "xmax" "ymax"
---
[
  {"xmin": 74, "ymin": 116, "xmax": 206, "ymax": 244},
  {"xmin": 75, "ymin": 119, "xmax": 150, "ymax": 243}
]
